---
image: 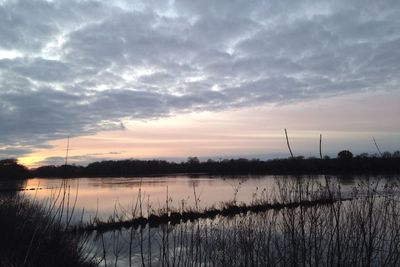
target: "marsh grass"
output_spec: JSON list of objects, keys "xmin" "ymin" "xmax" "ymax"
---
[
  {"xmin": 90, "ymin": 176, "xmax": 400, "ymax": 267},
  {"xmin": 0, "ymin": 184, "xmax": 96, "ymax": 267},
  {"xmin": 77, "ymin": 176, "xmax": 342, "ymax": 233},
  {"xmin": 4, "ymin": 175, "xmax": 400, "ymax": 266}
]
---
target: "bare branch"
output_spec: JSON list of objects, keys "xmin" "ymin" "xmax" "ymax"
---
[
  {"xmin": 372, "ymin": 137, "xmax": 383, "ymax": 157},
  {"xmin": 285, "ymin": 129, "xmax": 294, "ymax": 159},
  {"xmin": 319, "ymin": 134, "xmax": 323, "ymax": 159}
]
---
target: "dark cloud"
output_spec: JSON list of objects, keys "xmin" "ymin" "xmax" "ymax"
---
[
  {"xmin": 0, "ymin": 57, "xmax": 73, "ymax": 82},
  {"xmin": 37, "ymin": 151, "xmax": 126, "ymax": 166},
  {"xmin": 0, "ymin": 147, "xmax": 32, "ymax": 158},
  {"xmin": 1, "ymin": 0, "xmax": 399, "ymax": 157}
]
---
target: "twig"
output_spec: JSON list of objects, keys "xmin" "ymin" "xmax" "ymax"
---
[
  {"xmin": 285, "ymin": 129, "xmax": 294, "ymax": 159},
  {"xmin": 64, "ymin": 135, "xmax": 70, "ymax": 167},
  {"xmin": 193, "ymin": 183, "xmax": 199, "ymax": 212},
  {"xmin": 372, "ymin": 137, "xmax": 383, "ymax": 157},
  {"xmin": 319, "ymin": 134, "xmax": 323, "ymax": 159}
]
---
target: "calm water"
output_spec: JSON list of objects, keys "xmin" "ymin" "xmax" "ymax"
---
[
  {"xmin": 3, "ymin": 174, "xmax": 388, "ymax": 222},
  {"xmin": 3, "ymin": 174, "xmax": 399, "ymax": 266},
  {"xmin": 19, "ymin": 175, "xmax": 279, "ymax": 221}
]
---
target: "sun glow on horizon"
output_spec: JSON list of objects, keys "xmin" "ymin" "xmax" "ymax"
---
[
  {"xmin": 15, "ymin": 91, "xmax": 400, "ymax": 168},
  {"xmin": 18, "ymin": 156, "xmax": 47, "ymax": 168}
]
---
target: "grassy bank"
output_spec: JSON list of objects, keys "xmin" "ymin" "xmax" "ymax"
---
[{"xmin": 0, "ymin": 194, "xmax": 96, "ymax": 267}]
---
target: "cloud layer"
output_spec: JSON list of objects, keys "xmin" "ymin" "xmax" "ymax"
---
[{"xmin": 1, "ymin": 0, "xmax": 400, "ymax": 157}]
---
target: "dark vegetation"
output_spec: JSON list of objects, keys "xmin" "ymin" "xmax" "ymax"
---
[
  {"xmin": 1, "ymin": 143, "xmax": 400, "ymax": 266},
  {"xmin": 31, "ymin": 150, "xmax": 400, "ymax": 178},
  {"xmin": 2, "ymin": 160, "xmax": 400, "ymax": 266},
  {"xmin": 0, "ymin": 158, "xmax": 29, "ymax": 179},
  {"xmin": 0, "ymin": 153, "xmax": 96, "ymax": 266},
  {"xmin": 77, "ymin": 192, "xmax": 348, "ymax": 233},
  {"xmin": 1, "ymin": 150, "xmax": 400, "ymax": 180},
  {"xmin": 0, "ymin": 194, "xmax": 96, "ymax": 267}
]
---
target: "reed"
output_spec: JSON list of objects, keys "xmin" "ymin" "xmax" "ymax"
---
[
  {"xmin": 90, "ymin": 176, "xmax": 400, "ymax": 267},
  {"xmin": 0, "ymin": 175, "xmax": 97, "ymax": 267},
  {"xmin": 4, "ymin": 175, "xmax": 400, "ymax": 266}
]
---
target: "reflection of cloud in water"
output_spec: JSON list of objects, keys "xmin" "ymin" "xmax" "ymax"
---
[
  {"xmin": 19, "ymin": 175, "xmax": 399, "ymax": 224},
  {"xmin": 88, "ymin": 177, "xmax": 184, "ymax": 189},
  {"xmin": 20, "ymin": 175, "xmax": 279, "ymax": 222}
]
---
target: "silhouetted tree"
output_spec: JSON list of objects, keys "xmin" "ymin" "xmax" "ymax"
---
[
  {"xmin": 10, "ymin": 153, "xmax": 400, "ymax": 179},
  {"xmin": 382, "ymin": 152, "xmax": 392, "ymax": 158},
  {"xmin": 337, "ymin": 150, "xmax": 353, "ymax": 160},
  {"xmin": 0, "ymin": 158, "xmax": 28, "ymax": 180},
  {"xmin": 0, "ymin": 158, "xmax": 18, "ymax": 165},
  {"xmin": 187, "ymin": 157, "xmax": 200, "ymax": 165},
  {"xmin": 357, "ymin": 153, "xmax": 369, "ymax": 158}
]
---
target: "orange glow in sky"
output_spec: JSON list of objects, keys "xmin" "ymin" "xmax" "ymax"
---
[{"xmin": 18, "ymin": 91, "xmax": 400, "ymax": 168}]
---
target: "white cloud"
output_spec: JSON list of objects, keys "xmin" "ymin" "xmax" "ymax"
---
[{"xmin": 1, "ymin": 0, "xmax": 400, "ymax": 157}]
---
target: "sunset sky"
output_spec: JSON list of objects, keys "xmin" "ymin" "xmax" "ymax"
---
[{"xmin": 1, "ymin": 0, "xmax": 399, "ymax": 167}]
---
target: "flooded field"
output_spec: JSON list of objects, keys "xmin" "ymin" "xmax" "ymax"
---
[
  {"xmin": 5, "ymin": 174, "xmax": 371, "ymax": 221},
  {"xmin": 2, "ymin": 175, "xmax": 400, "ymax": 266}
]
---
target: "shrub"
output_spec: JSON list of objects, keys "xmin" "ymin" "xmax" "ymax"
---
[{"xmin": 337, "ymin": 150, "xmax": 353, "ymax": 160}]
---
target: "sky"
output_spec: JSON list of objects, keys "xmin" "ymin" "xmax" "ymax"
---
[{"xmin": 0, "ymin": 0, "xmax": 399, "ymax": 167}]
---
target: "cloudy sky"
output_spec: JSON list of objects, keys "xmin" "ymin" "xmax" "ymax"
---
[{"xmin": 1, "ymin": 0, "xmax": 399, "ymax": 167}]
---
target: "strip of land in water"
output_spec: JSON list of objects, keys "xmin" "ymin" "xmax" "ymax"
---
[{"xmin": 73, "ymin": 196, "xmax": 352, "ymax": 233}]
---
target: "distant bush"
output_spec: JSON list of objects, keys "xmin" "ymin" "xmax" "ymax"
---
[{"xmin": 337, "ymin": 150, "xmax": 353, "ymax": 160}]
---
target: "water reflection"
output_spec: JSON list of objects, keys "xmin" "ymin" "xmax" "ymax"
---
[
  {"xmin": 19, "ymin": 175, "xmax": 278, "ymax": 222},
  {"xmin": 2, "ymin": 175, "xmax": 397, "ymax": 222},
  {"xmin": 86, "ymin": 175, "xmax": 400, "ymax": 267},
  {"xmin": 3, "ymin": 175, "xmax": 400, "ymax": 266},
  {"xmin": 0, "ymin": 179, "xmax": 27, "ymax": 196}
]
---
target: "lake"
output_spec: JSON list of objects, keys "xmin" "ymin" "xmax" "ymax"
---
[
  {"xmin": 20, "ymin": 175, "xmax": 279, "ymax": 222},
  {"xmin": 3, "ymin": 174, "xmax": 400, "ymax": 266},
  {"xmin": 5, "ymin": 174, "xmax": 392, "ymax": 222}
]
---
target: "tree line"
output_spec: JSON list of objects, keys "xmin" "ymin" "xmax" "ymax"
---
[{"xmin": 1, "ymin": 150, "xmax": 400, "ymax": 179}]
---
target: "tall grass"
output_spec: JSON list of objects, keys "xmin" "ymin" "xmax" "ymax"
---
[
  {"xmin": 0, "ymin": 187, "xmax": 96, "ymax": 267},
  {"xmin": 3, "ymin": 175, "xmax": 399, "ymax": 266},
  {"xmin": 92, "ymin": 176, "xmax": 400, "ymax": 267}
]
